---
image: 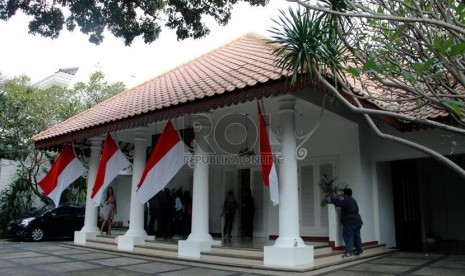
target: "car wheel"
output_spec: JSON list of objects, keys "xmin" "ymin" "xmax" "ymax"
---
[{"xmin": 30, "ymin": 227, "xmax": 45, "ymax": 242}]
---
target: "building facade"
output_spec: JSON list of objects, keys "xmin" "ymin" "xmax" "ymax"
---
[{"xmin": 33, "ymin": 33, "xmax": 465, "ymax": 267}]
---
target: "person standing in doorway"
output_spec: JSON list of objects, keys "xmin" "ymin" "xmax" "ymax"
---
[
  {"xmin": 173, "ymin": 188, "xmax": 184, "ymax": 239},
  {"xmin": 242, "ymin": 189, "xmax": 255, "ymax": 238},
  {"xmin": 221, "ymin": 191, "xmax": 237, "ymax": 239},
  {"xmin": 183, "ymin": 190, "xmax": 192, "ymax": 236},
  {"xmin": 331, "ymin": 188, "xmax": 363, "ymax": 258},
  {"xmin": 164, "ymin": 188, "xmax": 175, "ymax": 239},
  {"xmin": 147, "ymin": 190, "xmax": 165, "ymax": 236},
  {"xmin": 101, "ymin": 187, "xmax": 117, "ymax": 236}
]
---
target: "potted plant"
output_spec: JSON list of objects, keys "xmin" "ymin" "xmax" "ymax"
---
[
  {"xmin": 318, "ymin": 174, "xmax": 348, "ymax": 248},
  {"xmin": 318, "ymin": 174, "xmax": 347, "ymax": 206}
]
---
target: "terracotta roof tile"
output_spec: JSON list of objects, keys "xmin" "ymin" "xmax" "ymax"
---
[
  {"xmin": 349, "ymin": 75, "xmax": 451, "ymax": 120},
  {"xmin": 33, "ymin": 32, "xmax": 452, "ymax": 147},
  {"xmin": 33, "ymin": 33, "xmax": 288, "ymax": 144}
]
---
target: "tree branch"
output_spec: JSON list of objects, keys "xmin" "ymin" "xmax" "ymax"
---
[{"xmin": 290, "ymin": 0, "xmax": 465, "ymax": 36}]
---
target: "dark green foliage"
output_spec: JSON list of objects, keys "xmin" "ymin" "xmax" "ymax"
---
[
  {"xmin": 269, "ymin": 1, "xmax": 465, "ymax": 125},
  {"xmin": 0, "ymin": 0, "xmax": 268, "ymax": 45},
  {"xmin": 318, "ymin": 174, "xmax": 347, "ymax": 207},
  {"xmin": 0, "ymin": 71, "xmax": 125, "ymax": 205},
  {"xmin": 0, "ymin": 178, "xmax": 34, "ymax": 238},
  {"xmin": 268, "ymin": 8, "xmax": 345, "ymax": 85},
  {"xmin": 61, "ymin": 178, "xmax": 87, "ymax": 205}
]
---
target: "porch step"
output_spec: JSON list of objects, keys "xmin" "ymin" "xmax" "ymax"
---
[
  {"xmin": 85, "ymin": 240, "xmax": 118, "ymax": 251},
  {"xmin": 311, "ymin": 247, "xmax": 398, "ymax": 271},
  {"xmin": 206, "ymin": 244, "xmax": 332, "ymax": 260},
  {"xmin": 134, "ymin": 246, "xmax": 179, "ymax": 258},
  {"xmin": 94, "ymin": 235, "xmax": 119, "ymax": 244},
  {"xmin": 77, "ymin": 238, "xmax": 396, "ymax": 272},
  {"xmin": 201, "ymin": 244, "xmax": 396, "ymax": 271},
  {"xmin": 318, "ymin": 243, "xmax": 387, "ymax": 258},
  {"xmin": 139, "ymin": 240, "xmax": 178, "ymax": 251}
]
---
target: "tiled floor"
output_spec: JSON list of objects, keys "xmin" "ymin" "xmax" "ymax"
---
[{"xmin": 0, "ymin": 240, "xmax": 464, "ymax": 275}]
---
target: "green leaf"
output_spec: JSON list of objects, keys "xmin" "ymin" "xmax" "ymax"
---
[
  {"xmin": 444, "ymin": 37, "xmax": 454, "ymax": 50},
  {"xmin": 363, "ymin": 59, "xmax": 382, "ymax": 73},
  {"xmin": 402, "ymin": 70, "xmax": 415, "ymax": 81},
  {"xmin": 389, "ymin": 24, "xmax": 408, "ymax": 42},
  {"xmin": 412, "ymin": 63, "xmax": 424, "ymax": 74},
  {"xmin": 450, "ymin": 43, "xmax": 465, "ymax": 57},
  {"xmin": 455, "ymin": 3, "xmax": 465, "ymax": 15},
  {"xmin": 441, "ymin": 99, "xmax": 465, "ymax": 117},
  {"xmin": 433, "ymin": 37, "xmax": 446, "ymax": 54},
  {"xmin": 347, "ymin": 66, "xmax": 361, "ymax": 77}
]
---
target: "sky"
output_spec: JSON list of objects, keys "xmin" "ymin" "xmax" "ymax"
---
[{"xmin": 0, "ymin": 0, "xmax": 295, "ymax": 88}]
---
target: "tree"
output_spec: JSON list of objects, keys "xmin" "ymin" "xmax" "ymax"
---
[
  {"xmin": 0, "ymin": 0, "xmax": 268, "ymax": 45},
  {"xmin": 269, "ymin": 1, "xmax": 465, "ymax": 178},
  {"xmin": 0, "ymin": 178, "xmax": 35, "ymax": 237},
  {"xmin": 73, "ymin": 71, "xmax": 125, "ymax": 109},
  {"xmin": 0, "ymin": 71, "xmax": 126, "ymax": 204}
]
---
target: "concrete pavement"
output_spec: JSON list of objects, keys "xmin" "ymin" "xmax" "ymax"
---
[{"xmin": 0, "ymin": 240, "xmax": 464, "ymax": 275}]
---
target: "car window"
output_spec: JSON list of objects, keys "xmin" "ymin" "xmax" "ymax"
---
[
  {"xmin": 73, "ymin": 207, "xmax": 85, "ymax": 215},
  {"xmin": 31, "ymin": 204, "xmax": 54, "ymax": 216},
  {"xmin": 52, "ymin": 207, "xmax": 71, "ymax": 216}
]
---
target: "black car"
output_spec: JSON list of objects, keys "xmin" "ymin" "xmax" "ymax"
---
[{"xmin": 6, "ymin": 203, "xmax": 85, "ymax": 241}]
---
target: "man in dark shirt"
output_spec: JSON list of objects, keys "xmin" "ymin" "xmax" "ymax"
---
[
  {"xmin": 331, "ymin": 188, "xmax": 363, "ymax": 258},
  {"xmin": 221, "ymin": 191, "xmax": 238, "ymax": 238},
  {"xmin": 147, "ymin": 190, "xmax": 166, "ymax": 237}
]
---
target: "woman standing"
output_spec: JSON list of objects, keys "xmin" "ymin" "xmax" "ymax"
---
[{"xmin": 101, "ymin": 187, "xmax": 117, "ymax": 236}]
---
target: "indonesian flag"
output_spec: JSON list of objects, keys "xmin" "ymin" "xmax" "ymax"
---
[
  {"xmin": 38, "ymin": 145, "xmax": 87, "ymax": 207},
  {"xmin": 136, "ymin": 120, "xmax": 190, "ymax": 203},
  {"xmin": 90, "ymin": 134, "xmax": 131, "ymax": 208},
  {"xmin": 258, "ymin": 102, "xmax": 280, "ymax": 205}
]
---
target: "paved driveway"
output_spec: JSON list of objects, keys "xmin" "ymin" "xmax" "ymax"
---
[{"xmin": 0, "ymin": 240, "xmax": 464, "ymax": 275}]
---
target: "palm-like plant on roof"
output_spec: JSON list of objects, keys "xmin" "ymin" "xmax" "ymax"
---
[{"xmin": 269, "ymin": 8, "xmax": 345, "ymax": 85}]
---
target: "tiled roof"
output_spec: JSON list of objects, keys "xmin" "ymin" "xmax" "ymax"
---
[
  {"xmin": 33, "ymin": 32, "xmax": 452, "ymax": 149},
  {"xmin": 349, "ymin": 75, "xmax": 450, "ymax": 120},
  {"xmin": 33, "ymin": 33, "xmax": 292, "ymax": 148}
]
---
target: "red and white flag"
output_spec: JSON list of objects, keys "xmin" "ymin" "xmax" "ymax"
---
[
  {"xmin": 258, "ymin": 102, "xmax": 280, "ymax": 205},
  {"xmin": 136, "ymin": 120, "xmax": 190, "ymax": 203},
  {"xmin": 90, "ymin": 134, "xmax": 131, "ymax": 208},
  {"xmin": 38, "ymin": 145, "xmax": 87, "ymax": 206}
]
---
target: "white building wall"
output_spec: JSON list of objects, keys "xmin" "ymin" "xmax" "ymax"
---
[
  {"xmin": 358, "ymin": 124, "xmax": 376, "ymax": 244},
  {"xmin": 197, "ymin": 96, "xmax": 378, "ymax": 242},
  {"xmin": 0, "ymin": 159, "xmax": 19, "ymax": 191},
  {"xmin": 108, "ymin": 175, "xmax": 132, "ymax": 227},
  {"xmin": 375, "ymin": 162, "xmax": 396, "ymax": 248},
  {"xmin": 370, "ymin": 122, "xmax": 465, "ymax": 247},
  {"xmin": 371, "ymin": 125, "xmax": 465, "ymax": 161},
  {"xmin": 293, "ymin": 100, "xmax": 375, "ymax": 241},
  {"xmin": 209, "ymin": 165, "xmax": 224, "ymax": 234}
]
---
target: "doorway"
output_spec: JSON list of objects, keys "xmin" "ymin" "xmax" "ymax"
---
[
  {"xmin": 239, "ymin": 169, "xmax": 250, "ymax": 238},
  {"xmin": 238, "ymin": 168, "xmax": 268, "ymax": 238},
  {"xmin": 391, "ymin": 160, "xmax": 423, "ymax": 251}
]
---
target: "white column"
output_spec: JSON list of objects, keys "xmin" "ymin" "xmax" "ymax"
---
[
  {"xmin": 118, "ymin": 127, "xmax": 150, "ymax": 251},
  {"xmin": 74, "ymin": 136, "xmax": 104, "ymax": 245},
  {"xmin": 178, "ymin": 116, "xmax": 220, "ymax": 258},
  {"xmin": 264, "ymin": 95, "xmax": 314, "ymax": 267},
  {"xmin": 189, "ymin": 143, "xmax": 212, "ymax": 240}
]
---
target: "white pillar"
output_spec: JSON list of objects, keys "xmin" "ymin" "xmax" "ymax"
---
[
  {"xmin": 264, "ymin": 95, "xmax": 314, "ymax": 267},
  {"xmin": 179, "ymin": 116, "xmax": 220, "ymax": 258},
  {"xmin": 328, "ymin": 204, "xmax": 344, "ymax": 248},
  {"xmin": 118, "ymin": 127, "xmax": 150, "ymax": 251},
  {"xmin": 74, "ymin": 136, "xmax": 104, "ymax": 245}
]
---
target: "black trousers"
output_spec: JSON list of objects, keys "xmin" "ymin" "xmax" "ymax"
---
[{"xmin": 223, "ymin": 213, "xmax": 235, "ymax": 236}]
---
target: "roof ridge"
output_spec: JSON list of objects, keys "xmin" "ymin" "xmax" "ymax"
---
[
  {"xmin": 124, "ymin": 33, "xmax": 267, "ymax": 90},
  {"xmin": 33, "ymin": 32, "xmax": 294, "ymax": 145}
]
